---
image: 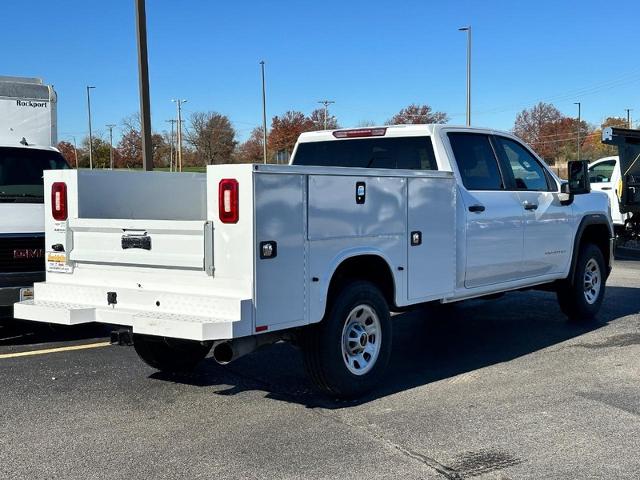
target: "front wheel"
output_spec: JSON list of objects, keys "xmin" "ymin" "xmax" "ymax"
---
[
  {"xmin": 302, "ymin": 281, "xmax": 392, "ymax": 399},
  {"xmin": 133, "ymin": 334, "xmax": 213, "ymax": 373},
  {"xmin": 557, "ymin": 243, "xmax": 606, "ymax": 321}
]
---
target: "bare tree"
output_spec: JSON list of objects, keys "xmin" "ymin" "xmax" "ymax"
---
[
  {"xmin": 186, "ymin": 112, "xmax": 237, "ymax": 165},
  {"xmin": 387, "ymin": 104, "xmax": 448, "ymax": 125}
]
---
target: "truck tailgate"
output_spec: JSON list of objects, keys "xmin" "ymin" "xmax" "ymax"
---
[{"xmin": 68, "ymin": 218, "xmax": 212, "ymax": 271}]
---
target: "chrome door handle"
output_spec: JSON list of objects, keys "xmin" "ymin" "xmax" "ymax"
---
[{"xmin": 523, "ymin": 202, "xmax": 538, "ymax": 210}]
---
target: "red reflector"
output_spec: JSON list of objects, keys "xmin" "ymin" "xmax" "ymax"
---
[
  {"xmin": 218, "ymin": 179, "xmax": 239, "ymax": 224},
  {"xmin": 51, "ymin": 182, "xmax": 68, "ymax": 221},
  {"xmin": 332, "ymin": 128, "xmax": 387, "ymax": 139},
  {"xmin": 255, "ymin": 325, "xmax": 268, "ymax": 332}
]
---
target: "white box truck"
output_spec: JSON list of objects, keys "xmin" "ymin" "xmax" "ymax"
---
[
  {"xmin": 14, "ymin": 125, "xmax": 613, "ymax": 397},
  {"xmin": 0, "ymin": 76, "xmax": 68, "ymax": 316}
]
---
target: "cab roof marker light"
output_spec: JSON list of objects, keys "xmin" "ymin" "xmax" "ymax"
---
[{"xmin": 332, "ymin": 128, "xmax": 387, "ymax": 139}]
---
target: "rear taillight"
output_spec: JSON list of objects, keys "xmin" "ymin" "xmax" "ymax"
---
[
  {"xmin": 51, "ymin": 182, "xmax": 68, "ymax": 221},
  {"xmin": 218, "ymin": 179, "xmax": 239, "ymax": 223}
]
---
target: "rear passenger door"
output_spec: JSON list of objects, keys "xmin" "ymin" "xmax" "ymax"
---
[
  {"xmin": 492, "ymin": 135, "xmax": 573, "ymax": 277},
  {"xmin": 447, "ymin": 132, "xmax": 524, "ymax": 288}
]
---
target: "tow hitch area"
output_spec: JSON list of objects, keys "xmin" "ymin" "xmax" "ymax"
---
[
  {"xmin": 110, "ymin": 328, "xmax": 133, "ymax": 346},
  {"xmin": 107, "ymin": 291, "xmax": 117, "ymax": 306}
]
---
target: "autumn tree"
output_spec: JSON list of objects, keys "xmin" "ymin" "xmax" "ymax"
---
[
  {"xmin": 514, "ymin": 103, "xmax": 592, "ymax": 164},
  {"xmin": 236, "ymin": 126, "xmax": 266, "ymax": 164},
  {"xmin": 115, "ymin": 113, "xmax": 169, "ymax": 168},
  {"xmin": 117, "ymin": 128, "xmax": 142, "ymax": 168},
  {"xmin": 268, "ymin": 111, "xmax": 314, "ymax": 158},
  {"xmin": 57, "ymin": 141, "xmax": 77, "ymax": 167},
  {"xmin": 186, "ymin": 112, "xmax": 237, "ymax": 165},
  {"xmin": 309, "ymin": 108, "xmax": 339, "ymax": 131},
  {"xmin": 581, "ymin": 116, "xmax": 627, "ymax": 161},
  {"xmin": 387, "ymin": 103, "xmax": 449, "ymax": 125}
]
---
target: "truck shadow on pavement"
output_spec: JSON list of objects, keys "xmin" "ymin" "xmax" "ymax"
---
[
  {"xmin": 152, "ymin": 282, "xmax": 639, "ymax": 409},
  {"xmin": 0, "ymin": 318, "xmax": 109, "ymax": 347}
]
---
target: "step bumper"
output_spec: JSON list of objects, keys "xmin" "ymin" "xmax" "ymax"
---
[{"xmin": 14, "ymin": 298, "xmax": 253, "ymax": 342}]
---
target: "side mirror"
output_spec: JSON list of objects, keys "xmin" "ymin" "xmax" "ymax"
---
[{"xmin": 566, "ymin": 160, "xmax": 591, "ymax": 195}]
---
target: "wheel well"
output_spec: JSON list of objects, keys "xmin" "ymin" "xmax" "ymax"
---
[
  {"xmin": 580, "ymin": 223, "xmax": 611, "ymax": 267},
  {"xmin": 327, "ymin": 255, "xmax": 396, "ymax": 309}
]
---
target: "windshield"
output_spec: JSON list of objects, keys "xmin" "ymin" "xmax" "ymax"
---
[{"xmin": 0, "ymin": 147, "xmax": 69, "ymax": 202}]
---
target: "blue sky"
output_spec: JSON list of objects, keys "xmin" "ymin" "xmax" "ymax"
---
[{"xmin": 3, "ymin": 0, "xmax": 639, "ymax": 143}]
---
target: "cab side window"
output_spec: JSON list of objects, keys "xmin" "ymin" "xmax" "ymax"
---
[
  {"xmin": 494, "ymin": 136, "xmax": 551, "ymax": 191},
  {"xmin": 448, "ymin": 133, "xmax": 504, "ymax": 190},
  {"xmin": 588, "ymin": 160, "xmax": 616, "ymax": 183}
]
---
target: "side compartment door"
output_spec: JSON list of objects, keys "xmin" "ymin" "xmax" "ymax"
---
[
  {"xmin": 447, "ymin": 132, "xmax": 525, "ymax": 288},
  {"xmin": 407, "ymin": 176, "xmax": 456, "ymax": 300},
  {"xmin": 254, "ymin": 173, "xmax": 306, "ymax": 329},
  {"xmin": 492, "ymin": 135, "xmax": 573, "ymax": 277}
]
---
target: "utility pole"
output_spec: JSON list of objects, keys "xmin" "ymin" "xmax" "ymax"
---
[
  {"xmin": 71, "ymin": 135, "xmax": 78, "ymax": 168},
  {"xmin": 106, "ymin": 124, "xmax": 116, "ymax": 169},
  {"xmin": 172, "ymin": 99, "xmax": 187, "ymax": 172},
  {"xmin": 86, "ymin": 86, "xmax": 95, "ymax": 169},
  {"xmin": 625, "ymin": 108, "xmax": 633, "ymax": 129},
  {"xmin": 166, "ymin": 119, "xmax": 176, "ymax": 172},
  {"xmin": 135, "ymin": 0, "xmax": 153, "ymax": 171},
  {"xmin": 318, "ymin": 100, "xmax": 335, "ymax": 130},
  {"xmin": 459, "ymin": 26, "xmax": 471, "ymax": 126},
  {"xmin": 260, "ymin": 61, "xmax": 268, "ymax": 164},
  {"xmin": 574, "ymin": 102, "xmax": 581, "ymax": 160}
]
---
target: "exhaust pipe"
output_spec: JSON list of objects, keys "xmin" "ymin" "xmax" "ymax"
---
[{"xmin": 212, "ymin": 332, "xmax": 283, "ymax": 365}]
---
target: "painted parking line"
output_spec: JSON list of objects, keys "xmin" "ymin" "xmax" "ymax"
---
[{"xmin": 0, "ymin": 341, "xmax": 111, "ymax": 359}]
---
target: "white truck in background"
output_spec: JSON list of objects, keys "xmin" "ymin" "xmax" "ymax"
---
[
  {"xmin": 590, "ymin": 127, "xmax": 640, "ymax": 241},
  {"xmin": 14, "ymin": 125, "xmax": 613, "ymax": 398},
  {"xmin": 589, "ymin": 155, "xmax": 627, "ymax": 231},
  {"xmin": 0, "ymin": 76, "xmax": 68, "ymax": 316}
]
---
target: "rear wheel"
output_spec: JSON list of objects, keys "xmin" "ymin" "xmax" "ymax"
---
[
  {"xmin": 557, "ymin": 243, "xmax": 606, "ymax": 321},
  {"xmin": 133, "ymin": 334, "xmax": 212, "ymax": 373},
  {"xmin": 302, "ymin": 281, "xmax": 392, "ymax": 399}
]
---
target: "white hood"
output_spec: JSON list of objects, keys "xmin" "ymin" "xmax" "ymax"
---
[{"xmin": 0, "ymin": 203, "xmax": 44, "ymax": 234}]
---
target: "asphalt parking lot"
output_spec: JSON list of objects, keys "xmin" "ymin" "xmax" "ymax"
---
[{"xmin": 1, "ymin": 257, "xmax": 639, "ymax": 480}]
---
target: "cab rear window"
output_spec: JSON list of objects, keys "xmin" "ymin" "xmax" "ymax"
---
[{"xmin": 292, "ymin": 136, "xmax": 437, "ymax": 170}]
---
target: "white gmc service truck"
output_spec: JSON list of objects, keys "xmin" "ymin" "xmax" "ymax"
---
[{"xmin": 15, "ymin": 125, "xmax": 613, "ymax": 398}]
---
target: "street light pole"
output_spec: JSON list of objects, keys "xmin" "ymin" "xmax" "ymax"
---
[
  {"xmin": 458, "ymin": 26, "xmax": 471, "ymax": 126},
  {"xmin": 166, "ymin": 119, "xmax": 176, "ymax": 172},
  {"xmin": 318, "ymin": 100, "xmax": 335, "ymax": 130},
  {"xmin": 86, "ymin": 86, "xmax": 95, "ymax": 169},
  {"xmin": 135, "ymin": 0, "xmax": 153, "ymax": 171},
  {"xmin": 106, "ymin": 124, "xmax": 116, "ymax": 169},
  {"xmin": 172, "ymin": 99, "xmax": 187, "ymax": 172},
  {"xmin": 260, "ymin": 61, "xmax": 268, "ymax": 164},
  {"xmin": 625, "ymin": 108, "xmax": 633, "ymax": 129},
  {"xmin": 574, "ymin": 102, "xmax": 581, "ymax": 160},
  {"xmin": 71, "ymin": 135, "xmax": 78, "ymax": 168}
]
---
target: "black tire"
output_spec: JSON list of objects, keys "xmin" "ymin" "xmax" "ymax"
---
[
  {"xmin": 133, "ymin": 334, "xmax": 213, "ymax": 373},
  {"xmin": 557, "ymin": 243, "xmax": 606, "ymax": 321},
  {"xmin": 301, "ymin": 281, "xmax": 392, "ymax": 399}
]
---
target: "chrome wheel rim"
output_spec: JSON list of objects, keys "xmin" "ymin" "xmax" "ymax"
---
[
  {"xmin": 341, "ymin": 305, "xmax": 381, "ymax": 376},
  {"xmin": 583, "ymin": 258, "xmax": 601, "ymax": 305}
]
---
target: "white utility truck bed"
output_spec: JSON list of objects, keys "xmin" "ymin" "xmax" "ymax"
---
[{"xmin": 15, "ymin": 125, "xmax": 614, "ymax": 398}]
